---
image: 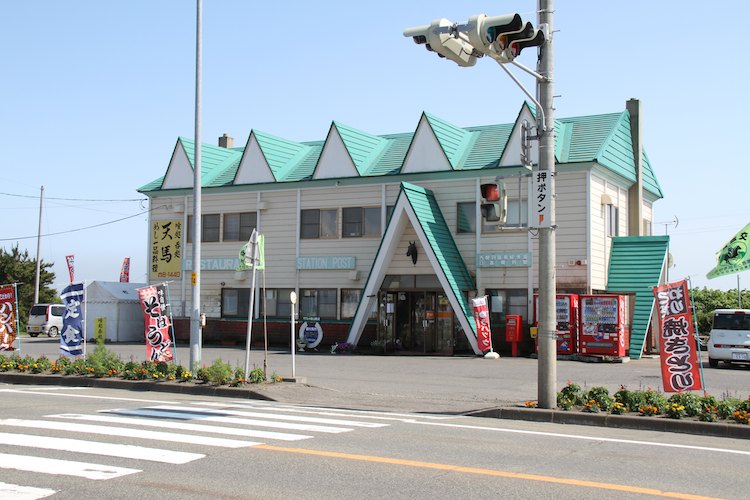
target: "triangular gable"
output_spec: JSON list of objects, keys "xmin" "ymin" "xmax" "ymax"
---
[
  {"xmin": 234, "ymin": 131, "xmax": 277, "ymax": 184},
  {"xmin": 252, "ymin": 130, "xmax": 313, "ymax": 181},
  {"xmin": 400, "ymin": 113, "xmax": 455, "ymax": 173},
  {"xmin": 605, "ymin": 235, "xmax": 669, "ymax": 359},
  {"xmin": 312, "ymin": 122, "xmax": 363, "ymax": 179},
  {"xmin": 500, "ymin": 102, "xmax": 539, "ymax": 167},
  {"xmin": 346, "ymin": 182, "xmax": 480, "ymax": 354},
  {"xmin": 161, "ymin": 139, "xmax": 194, "ymax": 189}
]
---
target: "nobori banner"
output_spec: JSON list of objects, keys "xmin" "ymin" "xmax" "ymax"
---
[{"xmin": 652, "ymin": 280, "xmax": 703, "ymax": 392}]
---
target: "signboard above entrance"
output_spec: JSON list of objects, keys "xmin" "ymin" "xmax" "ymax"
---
[{"xmin": 477, "ymin": 252, "xmax": 531, "ymax": 268}]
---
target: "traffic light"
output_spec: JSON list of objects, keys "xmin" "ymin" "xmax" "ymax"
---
[
  {"xmin": 480, "ymin": 182, "xmax": 507, "ymax": 223},
  {"xmin": 404, "ymin": 19, "xmax": 479, "ymax": 67},
  {"xmin": 466, "ymin": 13, "xmax": 545, "ymax": 63}
]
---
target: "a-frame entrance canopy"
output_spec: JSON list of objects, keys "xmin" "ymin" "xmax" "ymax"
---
[{"xmin": 346, "ymin": 182, "xmax": 480, "ymax": 354}]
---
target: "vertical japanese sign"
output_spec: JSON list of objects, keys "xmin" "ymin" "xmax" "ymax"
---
[
  {"xmin": 65, "ymin": 254, "xmax": 75, "ymax": 283},
  {"xmin": 653, "ymin": 280, "xmax": 703, "ymax": 392},
  {"xmin": 707, "ymin": 222, "xmax": 750, "ymax": 279},
  {"xmin": 138, "ymin": 285, "xmax": 174, "ymax": 362},
  {"xmin": 150, "ymin": 220, "xmax": 182, "ymax": 279},
  {"xmin": 471, "ymin": 296, "xmax": 492, "ymax": 354},
  {"xmin": 532, "ymin": 171, "xmax": 551, "ymax": 228},
  {"xmin": 60, "ymin": 283, "xmax": 85, "ymax": 357},
  {"xmin": 119, "ymin": 257, "xmax": 131, "ymax": 283},
  {"xmin": 0, "ymin": 284, "xmax": 18, "ymax": 351}
]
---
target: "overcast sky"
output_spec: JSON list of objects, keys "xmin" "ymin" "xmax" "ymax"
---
[{"xmin": 2, "ymin": 0, "xmax": 747, "ymax": 294}]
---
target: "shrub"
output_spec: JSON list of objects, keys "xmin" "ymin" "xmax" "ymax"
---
[
  {"xmin": 584, "ymin": 386, "xmax": 613, "ymax": 411},
  {"xmin": 717, "ymin": 398, "xmax": 742, "ymax": 420},
  {"xmin": 86, "ymin": 345, "xmax": 124, "ymax": 378},
  {"xmin": 196, "ymin": 367, "xmax": 210, "ymax": 383},
  {"xmin": 665, "ymin": 403, "xmax": 686, "ymax": 419},
  {"xmin": 557, "ymin": 382, "xmax": 583, "ymax": 410},
  {"xmin": 206, "ymin": 359, "xmax": 233, "ymax": 385},
  {"xmin": 248, "ymin": 367, "xmax": 266, "ymax": 384},
  {"xmin": 610, "ymin": 402, "xmax": 626, "ymax": 415},
  {"xmin": 732, "ymin": 410, "xmax": 750, "ymax": 425},
  {"xmin": 231, "ymin": 368, "xmax": 246, "ymax": 387},
  {"xmin": 667, "ymin": 392, "xmax": 702, "ymax": 417}
]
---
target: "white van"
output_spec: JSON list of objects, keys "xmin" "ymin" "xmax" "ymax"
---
[
  {"xmin": 707, "ymin": 309, "xmax": 750, "ymax": 368},
  {"xmin": 27, "ymin": 303, "xmax": 65, "ymax": 338}
]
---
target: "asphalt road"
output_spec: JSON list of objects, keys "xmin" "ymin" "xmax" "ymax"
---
[
  {"xmin": 10, "ymin": 336, "xmax": 750, "ymax": 414},
  {"xmin": 0, "ymin": 386, "xmax": 748, "ymax": 499}
]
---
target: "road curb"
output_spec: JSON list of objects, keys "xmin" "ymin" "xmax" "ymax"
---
[
  {"xmin": 0, "ymin": 373, "xmax": 274, "ymax": 400},
  {"xmin": 466, "ymin": 407, "xmax": 750, "ymax": 439}
]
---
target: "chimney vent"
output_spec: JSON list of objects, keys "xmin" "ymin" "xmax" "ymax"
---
[{"xmin": 218, "ymin": 133, "xmax": 234, "ymax": 148}]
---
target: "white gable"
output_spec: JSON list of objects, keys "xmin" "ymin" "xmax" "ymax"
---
[
  {"xmin": 500, "ymin": 106, "xmax": 539, "ymax": 167},
  {"xmin": 346, "ymin": 190, "xmax": 479, "ymax": 354},
  {"xmin": 400, "ymin": 115, "xmax": 452, "ymax": 173},
  {"xmin": 313, "ymin": 125, "xmax": 359, "ymax": 180},
  {"xmin": 234, "ymin": 133, "xmax": 276, "ymax": 184},
  {"xmin": 161, "ymin": 141, "xmax": 194, "ymax": 189}
]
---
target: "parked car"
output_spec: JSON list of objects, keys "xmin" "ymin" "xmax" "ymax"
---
[
  {"xmin": 707, "ymin": 309, "xmax": 750, "ymax": 368},
  {"xmin": 27, "ymin": 303, "xmax": 64, "ymax": 338}
]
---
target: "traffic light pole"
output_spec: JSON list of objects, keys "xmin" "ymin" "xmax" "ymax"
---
[{"xmin": 536, "ymin": 0, "xmax": 557, "ymax": 409}]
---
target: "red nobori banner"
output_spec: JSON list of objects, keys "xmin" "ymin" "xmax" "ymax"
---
[
  {"xmin": 138, "ymin": 285, "xmax": 173, "ymax": 362},
  {"xmin": 0, "ymin": 284, "xmax": 18, "ymax": 350},
  {"xmin": 119, "ymin": 257, "xmax": 131, "ymax": 283},
  {"xmin": 65, "ymin": 255, "xmax": 75, "ymax": 283},
  {"xmin": 653, "ymin": 280, "xmax": 703, "ymax": 392},
  {"xmin": 472, "ymin": 296, "xmax": 492, "ymax": 354}
]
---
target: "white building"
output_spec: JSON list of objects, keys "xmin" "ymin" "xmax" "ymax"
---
[{"xmin": 138, "ymin": 100, "xmax": 668, "ymax": 358}]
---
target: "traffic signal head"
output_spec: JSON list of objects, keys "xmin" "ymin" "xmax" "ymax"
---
[
  {"xmin": 466, "ymin": 13, "xmax": 545, "ymax": 63},
  {"xmin": 404, "ymin": 19, "xmax": 479, "ymax": 67},
  {"xmin": 480, "ymin": 182, "xmax": 507, "ymax": 223}
]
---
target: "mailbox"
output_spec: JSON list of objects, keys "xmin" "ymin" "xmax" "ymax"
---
[{"xmin": 505, "ymin": 315, "xmax": 523, "ymax": 342}]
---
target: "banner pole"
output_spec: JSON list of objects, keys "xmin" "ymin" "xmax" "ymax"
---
[
  {"xmin": 164, "ymin": 282, "xmax": 178, "ymax": 367},
  {"xmin": 14, "ymin": 283, "xmax": 21, "ymax": 356},
  {"xmin": 687, "ymin": 277, "xmax": 707, "ymax": 393}
]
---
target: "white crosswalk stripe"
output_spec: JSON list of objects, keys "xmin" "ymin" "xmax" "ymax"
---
[
  {"xmin": 0, "ymin": 431, "xmax": 204, "ymax": 464},
  {"xmin": 0, "ymin": 400, "xmax": 391, "ymax": 496},
  {"xmin": 51, "ymin": 413, "xmax": 313, "ymax": 441},
  {"xmin": 105, "ymin": 407, "xmax": 354, "ymax": 433},
  {"xmin": 0, "ymin": 418, "xmax": 259, "ymax": 448},
  {"xmin": 0, "ymin": 452, "xmax": 140, "ymax": 480},
  {"xmin": 0, "ymin": 481, "xmax": 56, "ymax": 500}
]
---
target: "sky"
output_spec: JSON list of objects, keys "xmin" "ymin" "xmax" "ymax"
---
[{"xmin": 1, "ymin": 0, "xmax": 748, "ymax": 294}]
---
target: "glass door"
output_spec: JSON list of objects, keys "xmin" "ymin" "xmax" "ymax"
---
[
  {"xmin": 377, "ymin": 292, "xmax": 396, "ymax": 351},
  {"xmin": 413, "ymin": 292, "xmax": 437, "ymax": 353},
  {"xmin": 435, "ymin": 293, "xmax": 454, "ymax": 354}
]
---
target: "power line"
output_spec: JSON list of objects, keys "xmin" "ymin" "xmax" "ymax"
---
[
  {"xmin": 0, "ymin": 208, "xmax": 158, "ymax": 242},
  {"xmin": 0, "ymin": 191, "xmax": 147, "ymax": 202}
]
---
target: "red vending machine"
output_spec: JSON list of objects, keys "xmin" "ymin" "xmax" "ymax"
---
[
  {"xmin": 579, "ymin": 294, "xmax": 629, "ymax": 357},
  {"xmin": 533, "ymin": 294, "xmax": 579, "ymax": 355}
]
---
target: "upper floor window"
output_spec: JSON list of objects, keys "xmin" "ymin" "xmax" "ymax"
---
[
  {"xmin": 343, "ymin": 207, "xmax": 381, "ymax": 238},
  {"xmin": 457, "ymin": 202, "xmax": 476, "ymax": 233},
  {"xmin": 223, "ymin": 212, "xmax": 257, "ymax": 242},
  {"xmin": 301, "ymin": 209, "xmax": 337, "ymax": 239},
  {"xmin": 187, "ymin": 214, "xmax": 220, "ymax": 243},
  {"xmin": 606, "ymin": 204, "xmax": 619, "ymax": 237}
]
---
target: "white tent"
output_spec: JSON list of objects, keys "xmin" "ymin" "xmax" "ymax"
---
[{"xmin": 84, "ymin": 281, "xmax": 145, "ymax": 342}]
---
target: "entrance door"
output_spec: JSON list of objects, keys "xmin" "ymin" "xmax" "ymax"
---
[
  {"xmin": 412, "ymin": 292, "xmax": 436, "ymax": 353},
  {"xmin": 377, "ymin": 292, "xmax": 396, "ymax": 350},
  {"xmin": 377, "ymin": 290, "xmax": 454, "ymax": 355}
]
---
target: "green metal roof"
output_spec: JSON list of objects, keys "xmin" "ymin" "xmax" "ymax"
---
[
  {"xmin": 400, "ymin": 182, "xmax": 477, "ymax": 333},
  {"xmin": 605, "ymin": 235, "xmax": 669, "ymax": 359},
  {"xmin": 331, "ymin": 121, "xmax": 389, "ymax": 175},
  {"xmin": 423, "ymin": 112, "xmax": 479, "ymax": 169},
  {"xmin": 138, "ymin": 104, "xmax": 663, "ymax": 199}
]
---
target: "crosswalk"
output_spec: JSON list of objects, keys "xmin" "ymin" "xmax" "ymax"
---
[{"xmin": 0, "ymin": 399, "xmax": 391, "ymax": 499}]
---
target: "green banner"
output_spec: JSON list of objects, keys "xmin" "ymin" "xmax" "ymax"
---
[
  {"xmin": 707, "ymin": 223, "xmax": 750, "ymax": 279},
  {"xmin": 238, "ymin": 234, "xmax": 265, "ymax": 271}
]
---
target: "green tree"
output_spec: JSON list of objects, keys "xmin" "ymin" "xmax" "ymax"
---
[
  {"xmin": 690, "ymin": 286, "xmax": 750, "ymax": 333},
  {"xmin": 0, "ymin": 245, "xmax": 57, "ymax": 331}
]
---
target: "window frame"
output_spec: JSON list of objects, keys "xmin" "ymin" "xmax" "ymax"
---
[
  {"xmin": 300, "ymin": 209, "xmax": 338, "ymax": 239},
  {"xmin": 342, "ymin": 207, "xmax": 381, "ymax": 238},
  {"xmin": 223, "ymin": 212, "xmax": 257, "ymax": 242}
]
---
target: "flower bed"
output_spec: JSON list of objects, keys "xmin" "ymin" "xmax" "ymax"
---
[
  {"xmin": 552, "ymin": 382, "xmax": 750, "ymax": 425},
  {"xmin": 0, "ymin": 346, "xmax": 282, "ymax": 388}
]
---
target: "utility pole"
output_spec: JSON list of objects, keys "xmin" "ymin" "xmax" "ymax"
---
[
  {"xmin": 536, "ymin": 0, "xmax": 557, "ymax": 409},
  {"xmin": 189, "ymin": 0, "xmax": 203, "ymax": 370},
  {"xmin": 33, "ymin": 185, "xmax": 44, "ymax": 305}
]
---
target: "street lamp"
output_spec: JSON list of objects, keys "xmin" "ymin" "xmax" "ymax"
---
[{"xmin": 290, "ymin": 291, "xmax": 297, "ymax": 379}]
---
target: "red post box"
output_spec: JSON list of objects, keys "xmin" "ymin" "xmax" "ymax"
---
[{"xmin": 505, "ymin": 315, "xmax": 523, "ymax": 357}]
